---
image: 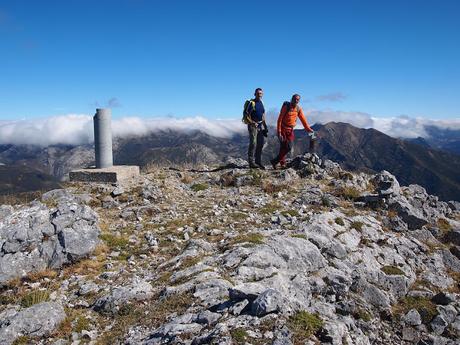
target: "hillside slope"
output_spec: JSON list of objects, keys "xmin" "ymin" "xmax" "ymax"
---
[{"xmin": 1, "ymin": 154, "xmax": 460, "ymax": 344}]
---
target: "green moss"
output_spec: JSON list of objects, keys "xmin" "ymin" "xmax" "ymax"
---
[
  {"xmin": 393, "ymin": 296, "xmax": 437, "ymax": 324},
  {"xmin": 230, "ymin": 233, "xmax": 265, "ymax": 246},
  {"xmin": 230, "ymin": 328, "xmax": 248, "ymax": 343},
  {"xmin": 288, "ymin": 311, "xmax": 323, "ymax": 340},
  {"xmin": 191, "ymin": 183, "xmax": 209, "ymax": 192},
  {"xmin": 334, "ymin": 217, "xmax": 345, "ymax": 226},
  {"xmin": 381, "ymin": 265, "xmax": 405, "ymax": 276},
  {"xmin": 20, "ymin": 289, "xmax": 50, "ymax": 307},
  {"xmin": 350, "ymin": 221, "xmax": 364, "ymax": 231}
]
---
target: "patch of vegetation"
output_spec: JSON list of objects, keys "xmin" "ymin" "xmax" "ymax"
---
[
  {"xmin": 393, "ymin": 296, "xmax": 437, "ymax": 324},
  {"xmin": 156, "ymin": 272, "xmax": 172, "ymax": 285},
  {"xmin": 74, "ymin": 316, "xmax": 91, "ymax": 333},
  {"xmin": 262, "ymin": 181, "xmax": 286, "ymax": 194},
  {"xmin": 26, "ymin": 269, "xmax": 58, "ymax": 282},
  {"xmin": 334, "ymin": 217, "xmax": 345, "ymax": 226},
  {"xmin": 229, "ymin": 212, "xmax": 248, "ymax": 221},
  {"xmin": 288, "ymin": 311, "xmax": 323, "ymax": 341},
  {"xmin": 12, "ymin": 336, "xmax": 32, "ymax": 345},
  {"xmin": 282, "ymin": 209, "xmax": 300, "ymax": 218},
  {"xmin": 100, "ymin": 233, "xmax": 129, "ymax": 250},
  {"xmin": 191, "ymin": 183, "xmax": 209, "ymax": 192},
  {"xmin": 437, "ymin": 218, "xmax": 452, "ymax": 232},
  {"xmin": 291, "ymin": 234, "xmax": 308, "ymax": 240},
  {"xmin": 258, "ymin": 202, "xmax": 280, "ymax": 215},
  {"xmin": 387, "ymin": 209, "xmax": 398, "ymax": 219},
  {"xmin": 350, "ymin": 221, "xmax": 364, "ymax": 231},
  {"xmin": 321, "ymin": 195, "xmax": 332, "ymax": 207},
  {"xmin": 381, "ymin": 265, "xmax": 405, "ymax": 276},
  {"xmin": 340, "ymin": 186, "xmax": 361, "ymax": 201},
  {"xmin": 248, "ymin": 169, "xmax": 263, "ymax": 186},
  {"xmin": 230, "ymin": 233, "xmax": 265, "ymax": 246},
  {"xmin": 230, "ymin": 328, "xmax": 249, "ymax": 344},
  {"xmin": 353, "ymin": 308, "xmax": 372, "ymax": 322},
  {"xmin": 179, "ymin": 255, "xmax": 204, "ymax": 269},
  {"xmin": 180, "ymin": 173, "xmax": 194, "ymax": 184},
  {"xmin": 20, "ymin": 289, "xmax": 50, "ymax": 307}
]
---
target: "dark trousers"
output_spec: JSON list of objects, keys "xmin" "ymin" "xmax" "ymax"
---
[
  {"xmin": 248, "ymin": 125, "xmax": 265, "ymax": 164},
  {"xmin": 273, "ymin": 126, "xmax": 295, "ymax": 166}
]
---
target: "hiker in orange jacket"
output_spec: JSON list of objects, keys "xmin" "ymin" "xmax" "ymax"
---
[{"xmin": 271, "ymin": 94, "xmax": 315, "ymax": 169}]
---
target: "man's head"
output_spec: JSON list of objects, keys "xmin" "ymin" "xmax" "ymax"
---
[
  {"xmin": 291, "ymin": 94, "xmax": 301, "ymax": 105},
  {"xmin": 254, "ymin": 88, "xmax": 263, "ymax": 100}
]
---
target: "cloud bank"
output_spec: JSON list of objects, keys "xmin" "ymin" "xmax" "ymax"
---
[
  {"xmin": 0, "ymin": 115, "xmax": 245, "ymax": 147},
  {"xmin": 0, "ymin": 111, "xmax": 459, "ymax": 146}
]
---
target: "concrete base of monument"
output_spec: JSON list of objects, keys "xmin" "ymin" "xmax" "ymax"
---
[{"xmin": 69, "ymin": 166, "xmax": 140, "ymax": 183}]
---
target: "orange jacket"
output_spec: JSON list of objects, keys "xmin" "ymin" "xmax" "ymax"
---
[{"xmin": 277, "ymin": 103, "xmax": 313, "ymax": 134}]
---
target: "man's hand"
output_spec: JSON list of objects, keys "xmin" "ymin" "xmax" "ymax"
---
[{"xmin": 278, "ymin": 132, "xmax": 284, "ymax": 142}]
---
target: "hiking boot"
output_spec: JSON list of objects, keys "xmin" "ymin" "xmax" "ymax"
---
[
  {"xmin": 249, "ymin": 162, "xmax": 258, "ymax": 169},
  {"xmin": 270, "ymin": 159, "xmax": 278, "ymax": 170},
  {"xmin": 256, "ymin": 163, "xmax": 265, "ymax": 170}
]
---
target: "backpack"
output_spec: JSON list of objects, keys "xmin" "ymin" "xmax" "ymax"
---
[
  {"xmin": 242, "ymin": 99, "xmax": 256, "ymax": 124},
  {"xmin": 282, "ymin": 101, "xmax": 300, "ymax": 112}
]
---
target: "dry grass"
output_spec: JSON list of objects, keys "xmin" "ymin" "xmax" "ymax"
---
[
  {"xmin": 180, "ymin": 173, "xmax": 194, "ymax": 184},
  {"xmin": 262, "ymin": 180, "xmax": 286, "ymax": 194},
  {"xmin": 96, "ymin": 292, "xmax": 195, "ymax": 345},
  {"xmin": 20, "ymin": 289, "xmax": 50, "ymax": 307},
  {"xmin": 26, "ymin": 269, "xmax": 58, "ymax": 282}
]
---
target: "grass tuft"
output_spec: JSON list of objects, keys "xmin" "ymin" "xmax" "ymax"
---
[
  {"xmin": 191, "ymin": 183, "xmax": 209, "ymax": 192},
  {"xmin": 393, "ymin": 296, "xmax": 437, "ymax": 324},
  {"xmin": 20, "ymin": 289, "xmax": 50, "ymax": 307},
  {"xmin": 230, "ymin": 233, "xmax": 265, "ymax": 246},
  {"xmin": 381, "ymin": 265, "xmax": 405, "ymax": 276},
  {"xmin": 334, "ymin": 217, "xmax": 345, "ymax": 226},
  {"xmin": 350, "ymin": 221, "xmax": 364, "ymax": 231},
  {"xmin": 230, "ymin": 328, "xmax": 249, "ymax": 344},
  {"xmin": 288, "ymin": 311, "xmax": 323, "ymax": 342}
]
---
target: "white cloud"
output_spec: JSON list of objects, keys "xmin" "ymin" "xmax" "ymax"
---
[
  {"xmin": 0, "ymin": 114, "xmax": 246, "ymax": 146},
  {"xmin": 306, "ymin": 110, "xmax": 460, "ymax": 138},
  {"xmin": 0, "ymin": 110, "xmax": 459, "ymax": 146}
]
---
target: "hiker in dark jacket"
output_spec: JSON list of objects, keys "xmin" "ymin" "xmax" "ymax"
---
[{"xmin": 244, "ymin": 88, "xmax": 268, "ymax": 169}]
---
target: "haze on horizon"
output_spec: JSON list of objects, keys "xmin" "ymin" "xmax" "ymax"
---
[{"xmin": 0, "ymin": 0, "xmax": 459, "ymax": 125}]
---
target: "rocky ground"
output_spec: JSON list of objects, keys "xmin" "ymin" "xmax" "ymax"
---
[{"xmin": 1, "ymin": 154, "xmax": 460, "ymax": 345}]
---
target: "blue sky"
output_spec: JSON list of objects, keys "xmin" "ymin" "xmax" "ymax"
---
[{"xmin": 0, "ymin": 0, "xmax": 459, "ymax": 120}]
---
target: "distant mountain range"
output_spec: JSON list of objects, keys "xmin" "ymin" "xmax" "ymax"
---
[
  {"xmin": 1, "ymin": 122, "xmax": 459, "ymax": 201},
  {"xmin": 407, "ymin": 126, "xmax": 460, "ymax": 155}
]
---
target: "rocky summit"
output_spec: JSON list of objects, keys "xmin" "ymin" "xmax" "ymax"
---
[{"xmin": 1, "ymin": 154, "xmax": 460, "ymax": 345}]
